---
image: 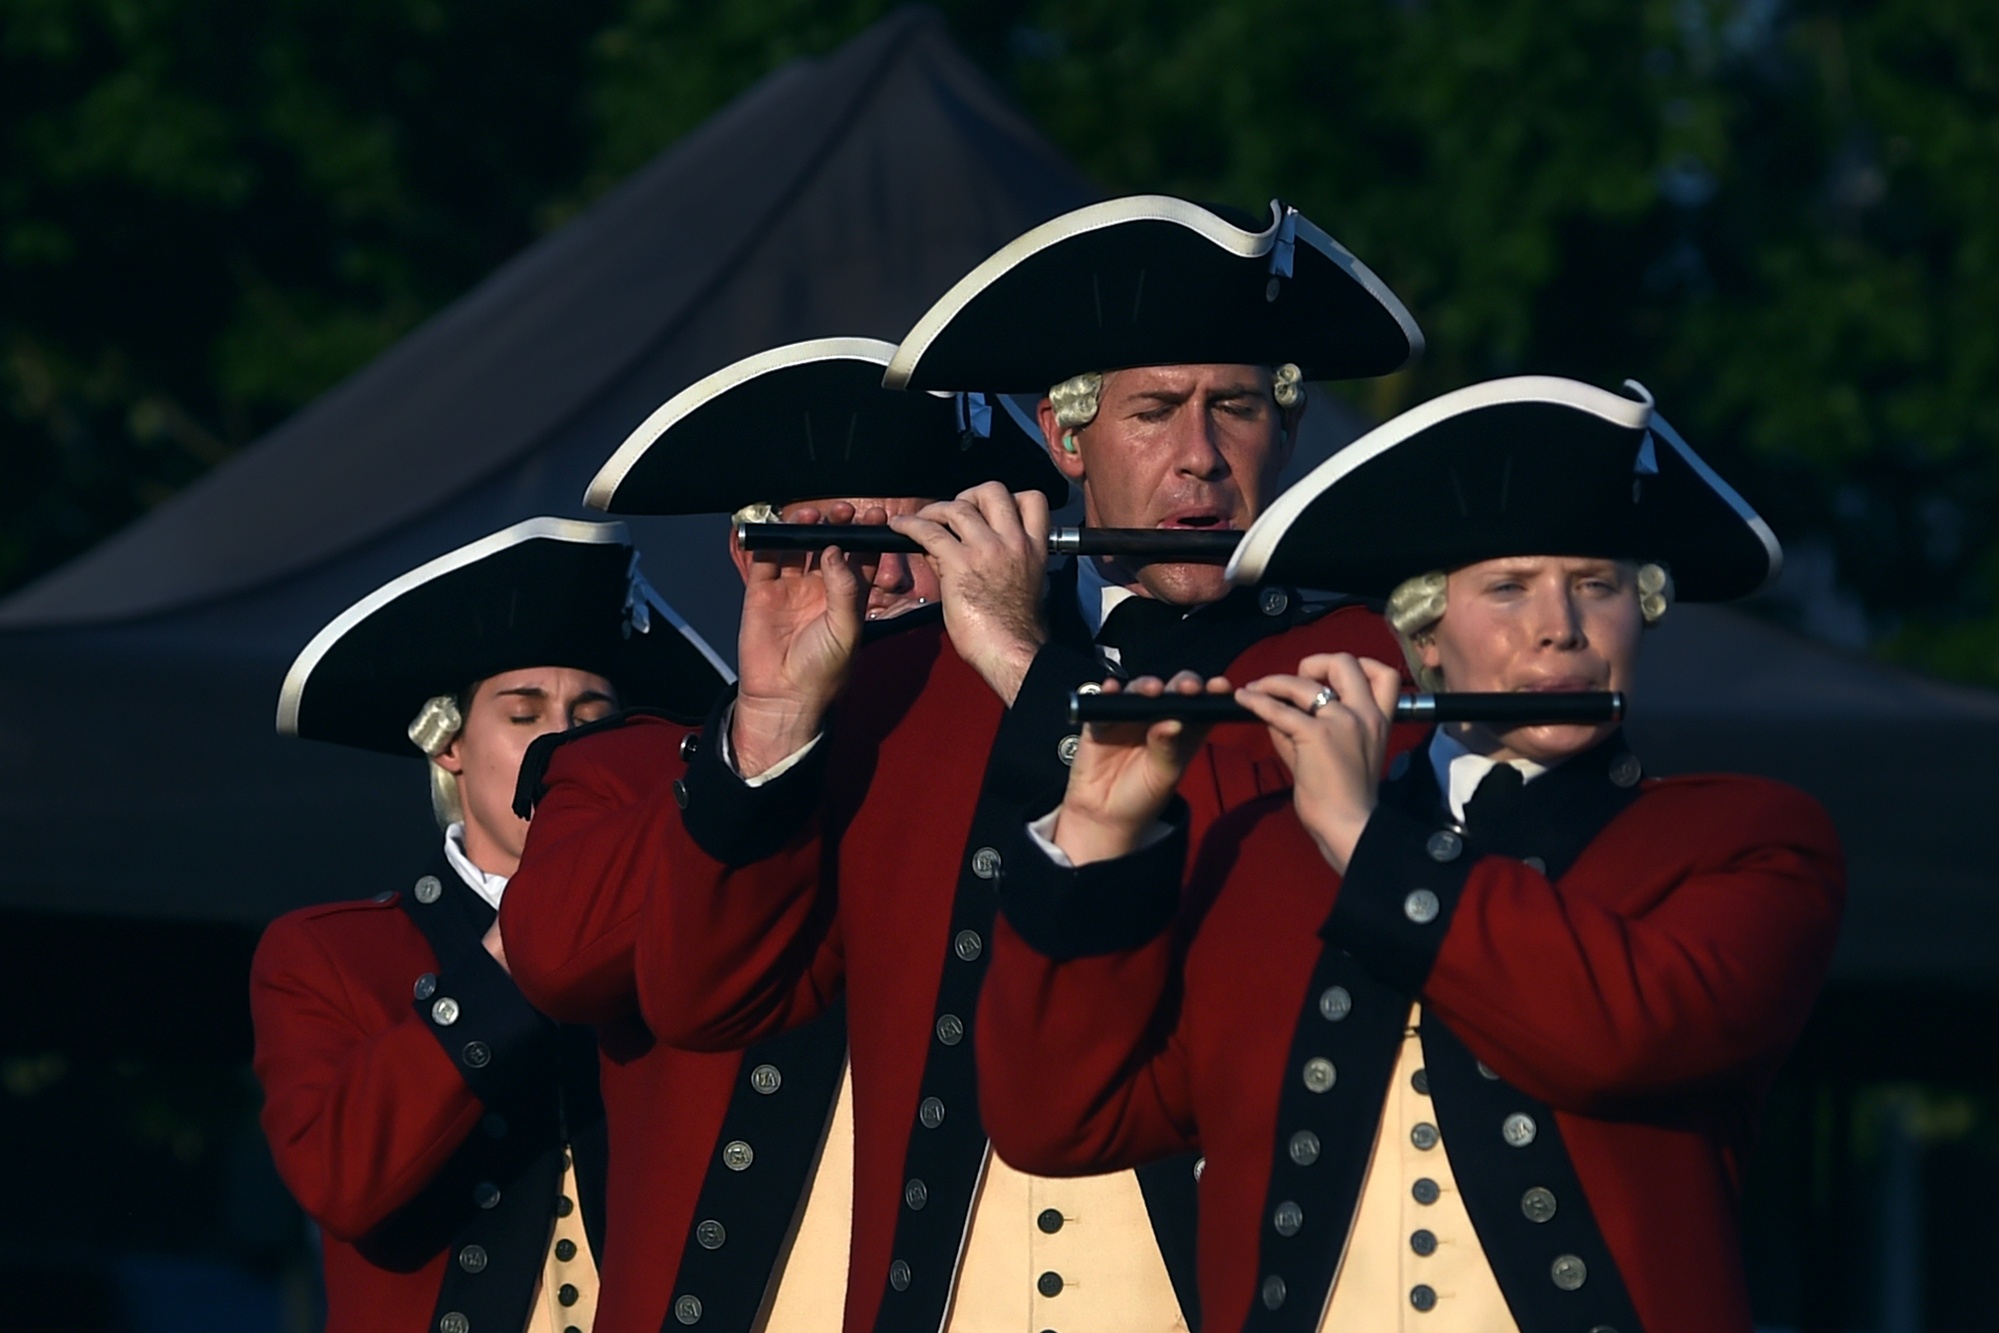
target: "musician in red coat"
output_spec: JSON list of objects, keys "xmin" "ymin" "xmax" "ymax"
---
[
  {"xmin": 250, "ymin": 518, "xmax": 728, "ymax": 1333},
  {"xmin": 500, "ymin": 337, "xmax": 1067, "ymax": 1332},
  {"xmin": 636, "ymin": 196, "xmax": 1426, "ymax": 1332},
  {"xmin": 975, "ymin": 377, "xmax": 1846, "ymax": 1332}
]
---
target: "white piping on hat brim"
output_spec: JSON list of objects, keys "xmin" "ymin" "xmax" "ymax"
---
[
  {"xmin": 881, "ymin": 197, "xmax": 1422, "ymax": 389},
  {"xmin": 586, "ymin": 337, "xmax": 900, "ymax": 512},
  {"xmin": 1646, "ymin": 410, "xmax": 1784, "ymax": 592},
  {"xmin": 276, "ymin": 515, "xmax": 732, "ymax": 736},
  {"xmin": 1225, "ymin": 376, "xmax": 1655, "ymax": 585}
]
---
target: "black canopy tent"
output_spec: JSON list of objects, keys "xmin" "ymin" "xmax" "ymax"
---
[{"xmin": 0, "ymin": 8, "xmax": 1096, "ymax": 1048}]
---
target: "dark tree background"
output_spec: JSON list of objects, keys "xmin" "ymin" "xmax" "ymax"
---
[{"xmin": 5, "ymin": 0, "xmax": 1994, "ymax": 679}]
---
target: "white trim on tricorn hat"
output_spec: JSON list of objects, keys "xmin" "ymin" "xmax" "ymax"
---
[
  {"xmin": 585, "ymin": 336, "xmax": 1064, "ymax": 516},
  {"xmin": 881, "ymin": 195, "xmax": 1424, "ymax": 393},
  {"xmin": 278, "ymin": 516, "xmax": 731, "ymax": 755},
  {"xmin": 1225, "ymin": 376, "xmax": 1782, "ymax": 601}
]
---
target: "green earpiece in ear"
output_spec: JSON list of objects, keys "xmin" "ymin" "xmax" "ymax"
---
[{"xmin": 1061, "ymin": 431, "xmax": 1078, "ymax": 454}]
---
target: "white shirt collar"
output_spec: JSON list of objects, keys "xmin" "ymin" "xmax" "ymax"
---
[
  {"xmin": 444, "ymin": 822, "xmax": 510, "ymax": 911},
  {"xmin": 1075, "ymin": 557, "xmax": 1141, "ymax": 640},
  {"xmin": 1427, "ymin": 729, "xmax": 1551, "ymax": 824}
]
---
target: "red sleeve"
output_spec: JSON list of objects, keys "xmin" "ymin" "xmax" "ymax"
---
[
  {"xmin": 502, "ymin": 715, "xmax": 691, "ymax": 1024},
  {"xmin": 975, "ymin": 819, "xmax": 1200, "ymax": 1177},
  {"xmin": 250, "ymin": 914, "xmax": 482, "ymax": 1241},
  {"xmin": 1415, "ymin": 779, "xmax": 1845, "ymax": 1112},
  {"xmin": 634, "ymin": 814, "xmax": 845, "ymax": 1051}
]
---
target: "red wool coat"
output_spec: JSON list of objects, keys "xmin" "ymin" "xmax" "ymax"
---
[
  {"xmin": 636, "ymin": 587, "xmax": 1421, "ymax": 1333},
  {"xmin": 252, "ymin": 864, "xmax": 603, "ymax": 1333},
  {"xmin": 976, "ymin": 737, "xmax": 1846, "ymax": 1332},
  {"xmin": 503, "ymin": 712, "xmax": 848, "ymax": 1333}
]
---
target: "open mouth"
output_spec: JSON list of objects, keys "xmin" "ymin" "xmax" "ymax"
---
[
  {"xmin": 1515, "ymin": 677, "xmax": 1598, "ymax": 694},
  {"xmin": 1158, "ymin": 509, "xmax": 1232, "ymax": 530}
]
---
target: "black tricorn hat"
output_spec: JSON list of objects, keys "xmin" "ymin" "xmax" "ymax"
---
[
  {"xmin": 585, "ymin": 337, "xmax": 1066, "ymax": 515},
  {"xmin": 881, "ymin": 196, "xmax": 1424, "ymax": 393},
  {"xmin": 278, "ymin": 517, "xmax": 732, "ymax": 756},
  {"xmin": 1226, "ymin": 376, "xmax": 1782, "ymax": 601}
]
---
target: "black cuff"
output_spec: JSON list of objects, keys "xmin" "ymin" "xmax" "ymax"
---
[
  {"xmin": 414, "ymin": 947, "xmax": 556, "ymax": 1107},
  {"xmin": 1321, "ymin": 805, "xmax": 1475, "ymax": 996},
  {"xmin": 678, "ymin": 687, "xmax": 826, "ymax": 867},
  {"xmin": 513, "ymin": 706, "xmax": 677, "ymax": 819},
  {"xmin": 996, "ymin": 797, "xmax": 1189, "ymax": 961},
  {"xmin": 988, "ymin": 642, "xmax": 1111, "ymax": 808}
]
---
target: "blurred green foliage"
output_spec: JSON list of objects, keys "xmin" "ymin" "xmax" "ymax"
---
[{"xmin": 4, "ymin": 0, "xmax": 1996, "ymax": 678}]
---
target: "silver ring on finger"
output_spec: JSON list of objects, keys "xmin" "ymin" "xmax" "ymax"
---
[{"xmin": 1308, "ymin": 685, "xmax": 1338, "ymax": 715}]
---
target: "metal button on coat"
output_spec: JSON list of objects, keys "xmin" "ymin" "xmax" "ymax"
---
[
  {"xmin": 904, "ymin": 1178, "xmax": 928, "ymax": 1210},
  {"xmin": 1522, "ymin": 855, "xmax": 1547, "ymax": 874},
  {"xmin": 473, "ymin": 1182, "xmax": 500, "ymax": 1209},
  {"xmin": 749, "ymin": 1063, "xmax": 781, "ymax": 1094},
  {"xmin": 696, "ymin": 1219, "xmax": 726, "ymax": 1250},
  {"xmin": 1410, "ymin": 1122, "xmax": 1439, "ymax": 1151},
  {"xmin": 1076, "ymin": 681, "xmax": 1104, "ymax": 695},
  {"xmin": 1301, "ymin": 1057, "xmax": 1337, "ymax": 1093},
  {"xmin": 1608, "ymin": 753, "xmax": 1643, "ymax": 788},
  {"xmin": 674, "ymin": 1295, "xmax": 702, "ymax": 1325},
  {"xmin": 1259, "ymin": 587, "xmax": 1290, "ymax": 616},
  {"xmin": 461, "ymin": 1041, "xmax": 491, "ymax": 1069},
  {"xmin": 1425, "ymin": 830, "xmax": 1463, "ymax": 862},
  {"xmin": 672, "ymin": 779, "xmax": 690, "ymax": 810},
  {"xmin": 1411, "ymin": 1067, "xmax": 1430, "ymax": 1095},
  {"xmin": 1551, "ymin": 1254, "xmax": 1588, "ymax": 1290},
  {"xmin": 954, "ymin": 930, "xmax": 983, "ymax": 962},
  {"xmin": 1264, "ymin": 276, "xmax": 1282, "ymax": 302},
  {"xmin": 372, "ymin": 890, "xmax": 395, "ymax": 904},
  {"xmin": 1260, "ymin": 1276, "xmax": 1286, "ymax": 1309},
  {"xmin": 1318, "ymin": 986, "xmax": 1352, "ymax": 1022},
  {"xmin": 1193, "ymin": 1156, "xmax": 1206, "ymax": 1180},
  {"xmin": 431, "ymin": 997, "xmax": 460, "ymax": 1026},
  {"xmin": 1412, "ymin": 1178, "xmax": 1439, "ymax": 1205},
  {"xmin": 554, "ymin": 1239, "xmax": 577, "ymax": 1262},
  {"xmin": 1289, "ymin": 1131, "xmax": 1321, "ymax": 1166},
  {"xmin": 558, "ymin": 1284, "xmax": 579, "ymax": 1307},
  {"xmin": 1038, "ymin": 1271, "xmax": 1064, "ymax": 1297},
  {"xmin": 1589, "ymin": 1326, "xmax": 1621, "ymax": 1333},
  {"xmin": 439, "ymin": 1314, "xmax": 469, "ymax": 1333},
  {"xmin": 1521, "ymin": 1187, "xmax": 1558, "ymax": 1222},
  {"xmin": 554, "ymin": 1194, "xmax": 573, "ymax": 1217},
  {"xmin": 971, "ymin": 847, "xmax": 1003, "ymax": 879},
  {"xmin": 414, "ymin": 875, "xmax": 443, "ymax": 904},
  {"xmin": 889, "ymin": 1260, "xmax": 911, "ymax": 1292},
  {"xmin": 458, "ymin": 1245, "xmax": 488, "ymax": 1274},
  {"xmin": 722, "ymin": 1140, "xmax": 754, "ymax": 1171},
  {"xmin": 1410, "ymin": 1284, "xmax": 1437, "ymax": 1312},
  {"xmin": 1404, "ymin": 889, "xmax": 1441, "ymax": 924},
  {"xmin": 1410, "ymin": 1229, "xmax": 1437, "ymax": 1256},
  {"xmin": 918, "ymin": 1097, "xmax": 946, "ymax": 1129},
  {"xmin": 1502, "ymin": 1112, "xmax": 1538, "ymax": 1147},
  {"xmin": 1057, "ymin": 735, "xmax": 1081, "ymax": 765},
  {"xmin": 1037, "ymin": 1208, "xmax": 1064, "ymax": 1234},
  {"xmin": 678, "ymin": 733, "xmax": 699, "ymax": 762},
  {"xmin": 414, "ymin": 973, "xmax": 438, "ymax": 1001},
  {"xmin": 1477, "ymin": 1061, "xmax": 1501, "ymax": 1081},
  {"xmin": 935, "ymin": 1014, "xmax": 965, "ymax": 1046},
  {"xmin": 1272, "ymin": 1201, "xmax": 1303, "ymax": 1237}
]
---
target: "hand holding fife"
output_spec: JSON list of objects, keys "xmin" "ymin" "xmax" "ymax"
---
[
  {"xmin": 1051, "ymin": 671, "xmax": 1230, "ymax": 866},
  {"xmin": 1235, "ymin": 653, "xmax": 1403, "ymax": 874},
  {"xmin": 731, "ymin": 502, "xmax": 881, "ymax": 777},
  {"xmin": 888, "ymin": 482, "xmax": 1051, "ymax": 705}
]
